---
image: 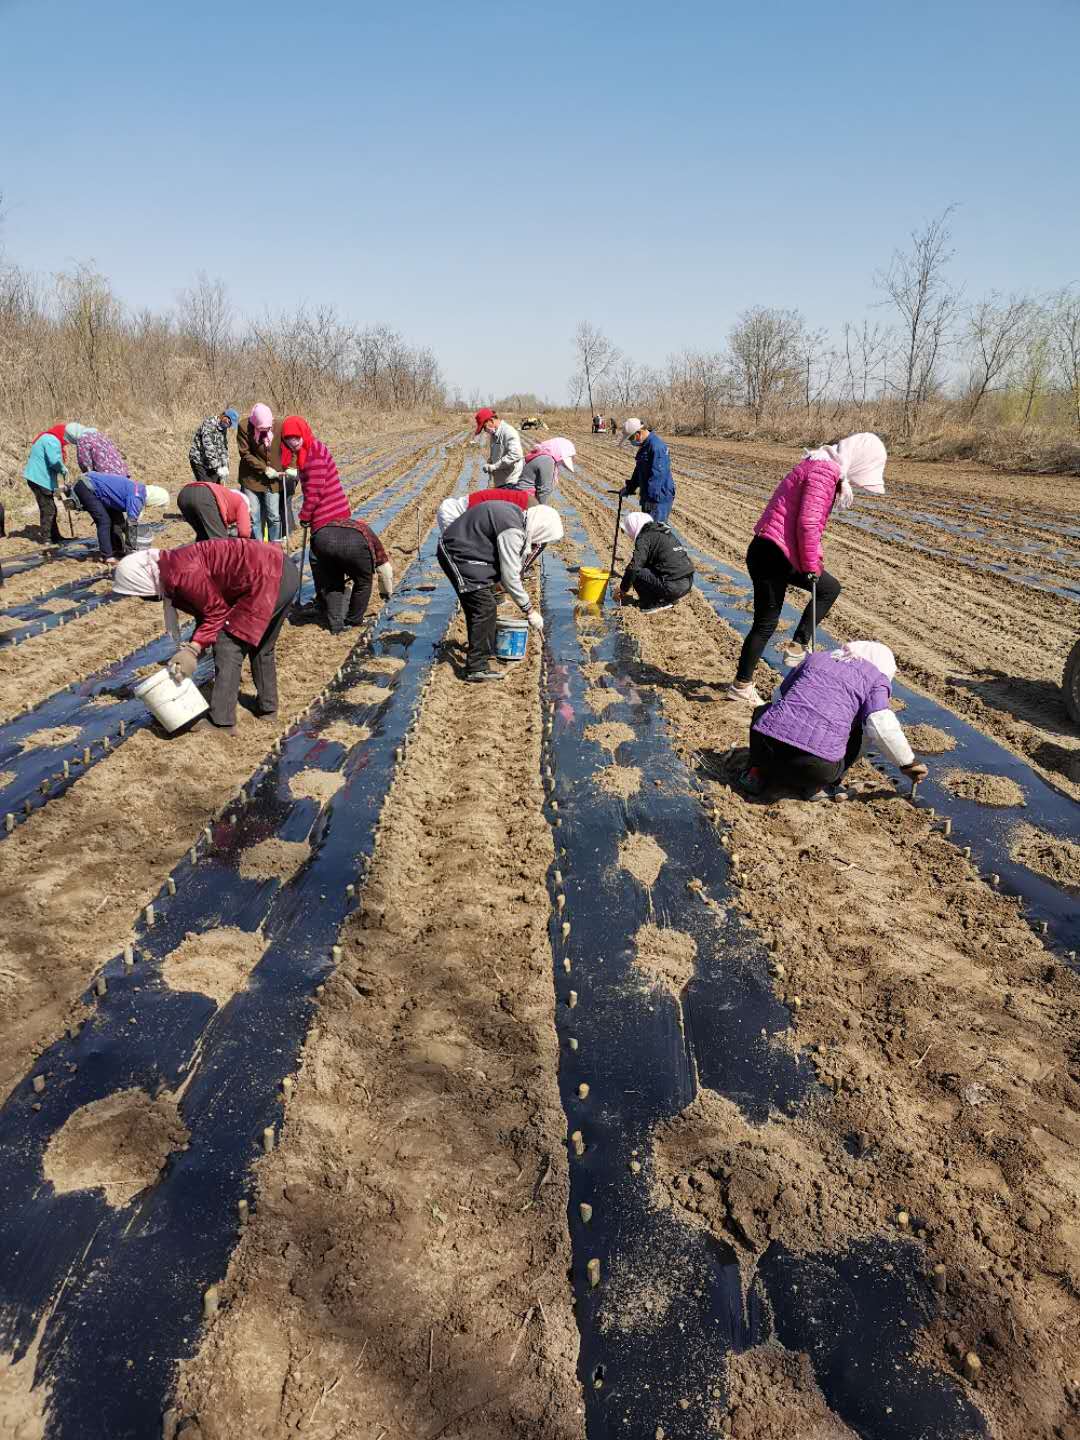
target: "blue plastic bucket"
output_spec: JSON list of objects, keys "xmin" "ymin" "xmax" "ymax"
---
[{"xmin": 495, "ymin": 616, "xmax": 529, "ymax": 662}]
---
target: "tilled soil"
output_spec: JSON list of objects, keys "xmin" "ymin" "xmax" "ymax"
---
[
  {"xmin": 562, "ymin": 469, "xmax": 1080, "ymax": 1440},
  {"xmin": 175, "ymin": 569, "xmax": 582, "ymax": 1439}
]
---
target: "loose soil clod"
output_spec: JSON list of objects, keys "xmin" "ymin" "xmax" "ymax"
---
[{"xmin": 43, "ymin": 1087, "xmax": 189, "ymax": 1206}]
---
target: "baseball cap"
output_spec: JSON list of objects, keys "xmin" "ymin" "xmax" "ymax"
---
[
  {"xmin": 474, "ymin": 407, "xmax": 496, "ymax": 434},
  {"xmin": 619, "ymin": 417, "xmax": 644, "ymax": 446}
]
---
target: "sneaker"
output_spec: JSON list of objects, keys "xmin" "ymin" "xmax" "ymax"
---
[
  {"xmin": 782, "ymin": 641, "xmax": 807, "ymax": 668},
  {"xmin": 726, "ymin": 682, "xmax": 764, "ymax": 706},
  {"xmin": 465, "ymin": 668, "xmax": 507, "ymax": 683},
  {"xmin": 639, "ymin": 602, "xmax": 674, "ymax": 614},
  {"xmin": 806, "ymin": 783, "xmax": 849, "ymax": 803}
]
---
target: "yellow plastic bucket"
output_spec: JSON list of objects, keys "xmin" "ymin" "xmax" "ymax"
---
[{"xmin": 577, "ymin": 565, "xmax": 611, "ymax": 603}]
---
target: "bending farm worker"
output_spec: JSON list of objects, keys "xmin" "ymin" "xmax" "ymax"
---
[
  {"xmin": 188, "ymin": 407, "xmax": 238, "ymax": 483},
  {"xmin": 67, "ymin": 473, "xmax": 169, "ymax": 564},
  {"xmin": 474, "ymin": 408, "xmax": 525, "ymax": 487},
  {"xmin": 737, "ymin": 640, "xmax": 926, "ymax": 802},
  {"xmin": 619, "ymin": 419, "xmax": 675, "ymax": 522},
  {"xmin": 307, "ymin": 516, "xmax": 393, "ymax": 634},
  {"xmin": 518, "ymin": 437, "xmax": 575, "ymax": 503},
  {"xmin": 113, "ymin": 539, "xmax": 300, "ymax": 733},
  {"xmin": 22, "ymin": 423, "xmax": 70, "ymax": 543},
  {"xmin": 177, "ymin": 478, "xmax": 253, "ymax": 542},
  {"xmin": 68, "ymin": 422, "xmax": 129, "ymax": 479},
  {"xmin": 437, "ymin": 487, "xmax": 535, "ymax": 534},
  {"xmin": 437, "ymin": 500, "xmax": 563, "ymax": 682},
  {"xmin": 617, "ymin": 511, "xmax": 694, "ymax": 613},
  {"xmin": 237, "ymin": 403, "xmax": 284, "ymax": 541},
  {"xmin": 728, "ymin": 432, "xmax": 887, "ymax": 706},
  {"xmin": 281, "ymin": 415, "xmax": 354, "ymax": 627}
]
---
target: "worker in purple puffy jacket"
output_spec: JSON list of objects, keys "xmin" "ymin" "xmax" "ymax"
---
[{"xmin": 737, "ymin": 641, "xmax": 927, "ymax": 802}]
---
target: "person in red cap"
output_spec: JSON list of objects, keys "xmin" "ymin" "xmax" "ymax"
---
[{"xmin": 474, "ymin": 409, "xmax": 524, "ymax": 488}]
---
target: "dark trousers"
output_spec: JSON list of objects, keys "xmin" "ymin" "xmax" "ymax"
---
[
  {"xmin": 627, "ymin": 567, "xmax": 692, "ymax": 607},
  {"xmin": 28, "ymin": 483, "xmax": 63, "ymax": 543},
  {"xmin": 642, "ymin": 496, "xmax": 674, "ymax": 523},
  {"xmin": 310, "ymin": 524, "xmax": 375, "ymax": 633},
  {"xmin": 436, "ymin": 546, "xmax": 498, "ymax": 674},
  {"xmin": 178, "ymin": 484, "xmax": 228, "ymax": 542},
  {"xmin": 735, "ymin": 536, "xmax": 841, "ymax": 683},
  {"xmin": 748, "ymin": 704, "xmax": 863, "ymax": 792},
  {"xmin": 210, "ymin": 559, "xmax": 300, "ymax": 726},
  {"xmin": 74, "ymin": 480, "xmax": 127, "ymax": 559},
  {"xmin": 189, "ymin": 459, "xmax": 217, "ymax": 484}
]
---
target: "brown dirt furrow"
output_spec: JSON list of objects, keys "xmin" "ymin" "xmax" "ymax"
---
[
  {"xmin": 568, "ymin": 431, "xmax": 1080, "ymax": 803},
  {"xmin": 174, "ymin": 580, "xmax": 582, "ymax": 1440},
  {"xmin": 563, "ymin": 470, "xmax": 1080, "ymax": 1440},
  {"xmin": 0, "ymin": 435, "xmax": 443, "ymax": 722},
  {"xmin": 0, "ymin": 439, "xmax": 465, "ymax": 1101}
]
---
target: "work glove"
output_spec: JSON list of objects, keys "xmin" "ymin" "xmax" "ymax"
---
[
  {"xmin": 284, "ymin": 467, "xmax": 299, "ymax": 481},
  {"xmin": 264, "ymin": 467, "xmax": 279, "ymax": 480},
  {"xmin": 527, "ymin": 609, "xmax": 544, "ymax": 631},
  {"xmin": 376, "ymin": 562, "xmax": 394, "ymax": 599},
  {"xmin": 481, "ymin": 463, "xmax": 495, "ymax": 475},
  {"xmin": 216, "ymin": 466, "xmax": 229, "ymax": 480},
  {"xmin": 901, "ymin": 761, "xmax": 929, "ymax": 783},
  {"xmin": 168, "ymin": 644, "xmax": 200, "ymax": 683}
]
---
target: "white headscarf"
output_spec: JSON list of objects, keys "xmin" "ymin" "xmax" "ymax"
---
[
  {"xmin": 112, "ymin": 548, "xmax": 163, "ymax": 598},
  {"xmin": 64, "ymin": 422, "xmax": 98, "ymax": 442},
  {"xmin": 621, "ymin": 511, "xmax": 652, "ymax": 542},
  {"xmin": 806, "ymin": 432, "xmax": 887, "ymax": 511},
  {"xmin": 437, "ymin": 496, "xmax": 468, "ymax": 533},
  {"xmin": 524, "ymin": 504, "xmax": 564, "ymax": 548},
  {"xmin": 143, "ymin": 486, "xmax": 169, "ymax": 508},
  {"xmin": 830, "ymin": 640, "xmax": 897, "ymax": 682}
]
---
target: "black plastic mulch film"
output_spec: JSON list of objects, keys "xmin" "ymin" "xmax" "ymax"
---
[
  {"xmin": 0, "ymin": 454, "xmax": 473, "ymax": 1439},
  {"xmin": 540, "ymin": 498, "xmax": 987, "ymax": 1439}
]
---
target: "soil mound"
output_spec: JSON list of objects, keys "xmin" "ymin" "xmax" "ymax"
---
[
  {"xmin": 43, "ymin": 1088, "xmax": 189, "ymax": 1206},
  {"xmin": 160, "ymin": 926, "xmax": 266, "ymax": 1007},
  {"xmin": 632, "ymin": 923, "xmax": 697, "ymax": 997},
  {"xmin": 237, "ymin": 838, "xmax": 310, "ymax": 884},
  {"xmin": 289, "ymin": 769, "xmax": 345, "ymax": 805},
  {"xmin": 1010, "ymin": 822, "xmax": 1080, "ymax": 889},
  {"xmin": 942, "ymin": 769, "xmax": 1026, "ymax": 807}
]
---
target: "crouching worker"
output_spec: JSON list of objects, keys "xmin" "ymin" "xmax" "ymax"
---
[
  {"xmin": 112, "ymin": 540, "xmax": 300, "ymax": 733},
  {"xmin": 436, "ymin": 487, "xmax": 535, "ymax": 534},
  {"xmin": 617, "ymin": 512, "xmax": 693, "ymax": 613},
  {"xmin": 737, "ymin": 641, "xmax": 927, "ymax": 802},
  {"xmin": 437, "ymin": 501, "xmax": 563, "ymax": 682},
  {"xmin": 177, "ymin": 479, "xmax": 253, "ymax": 542},
  {"xmin": 67, "ymin": 474, "xmax": 169, "ymax": 563},
  {"xmin": 310, "ymin": 518, "xmax": 393, "ymax": 633}
]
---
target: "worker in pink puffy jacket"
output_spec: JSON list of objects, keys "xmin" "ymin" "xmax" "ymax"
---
[{"xmin": 728, "ymin": 433, "xmax": 887, "ymax": 705}]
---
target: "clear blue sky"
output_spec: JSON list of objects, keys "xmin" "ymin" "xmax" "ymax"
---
[{"xmin": 2, "ymin": 0, "xmax": 1078, "ymax": 402}]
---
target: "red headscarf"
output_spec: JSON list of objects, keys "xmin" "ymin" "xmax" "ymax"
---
[
  {"xmin": 280, "ymin": 415, "xmax": 314, "ymax": 471},
  {"xmin": 32, "ymin": 424, "xmax": 68, "ymax": 450}
]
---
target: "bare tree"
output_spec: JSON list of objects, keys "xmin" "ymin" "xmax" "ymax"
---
[
  {"xmin": 877, "ymin": 209, "xmax": 960, "ymax": 435},
  {"xmin": 571, "ymin": 322, "xmax": 619, "ymax": 415},
  {"xmin": 1051, "ymin": 288, "xmax": 1080, "ymax": 436},
  {"xmin": 841, "ymin": 320, "xmax": 891, "ymax": 407},
  {"xmin": 799, "ymin": 327, "xmax": 838, "ymax": 424},
  {"xmin": 961, "ymin": 293, "xmax": 1033, "ymax": 419},
  {"xmin": 1014, "ymin": 303, "xmax": 1053, "ymax": 429},
  {"xmin": 727, "ymin": 306, "xmax": 807, "ymax": 421},
  {"xmin": 176, "ymin": 272, "xmax": 234, "ymax": 396}
]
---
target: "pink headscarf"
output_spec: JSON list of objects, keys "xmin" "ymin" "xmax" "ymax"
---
[
  {"xmin": 525, "ymin": 437, "xmax": 576, "ymax": 476},
  {"xmin": 807, "ymin": 432, "xmax": 887, "ymax": 511},
  {"xmin": 112, "ymin": 548, "xmax": 163, "ymax": 598},
  {"xmin": 621, "ymin": 512, "xmax": 653, "ymax": 542},
  {"xmin": 249, "ymin": 403, "xmax": 274, "ymax": 450}
]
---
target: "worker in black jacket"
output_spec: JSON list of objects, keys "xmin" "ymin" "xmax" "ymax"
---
[{"xmin": 617, "ymin": 511, "xmax": 694, "ymax": 613}]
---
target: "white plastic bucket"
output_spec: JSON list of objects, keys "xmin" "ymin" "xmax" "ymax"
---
[{"xmin": 133, "ymin": 668, "xmax": 209, "ymax": 732}]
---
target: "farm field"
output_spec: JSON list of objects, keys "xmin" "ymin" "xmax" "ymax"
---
[{"xmin": 1, "ymin": 423, "xmax": 1079, "ymax": 1440}]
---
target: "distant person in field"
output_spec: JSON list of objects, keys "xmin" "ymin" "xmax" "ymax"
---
[
  {"xmin": 437, "ymin": 487, "xmax": 535, "ymax": 533},
  {"xmin": 22, "ymin": 423, "xmax": 70, "ymax": 543},
  {"xmin": 436, "ymin": 500, "xmax": 563, "ymax": 682},
  {"xmin": 727, "ymin": 432, "xmax": 887, "ymax": 706},
  {"xmin": 616, "ymin": 511, "xmax": 694, "ymax": 613},
  {"xmin": 177, "ymin": 478, "xmax": 253, "ymax": 543},
  {"xmin": 474, "ymin": 408, "xmax": 525, "ymax": 487},
  {"xmin": 517, "ymin": 437, "xmax": 576, "ymax": 503},
  {"xmin": 112, "ymin": 539, "xmax": 300, "ymax": 733},
  {"xmin": 608, "ymin": 417, "xmax": 617, "ymax": 439},
  {"xmin": 736, "ymin": 640, "xmax": 926, "ymax": 802},
  {"xmin": 237, "ymin": 403, "xmax": 285, "ymax": 541},
  {"xmin": 68, "ymin": 474, "xmax": 169, "ymax": 563},
  {"xmin": 188, "ymin": 407, "xmax": 238, "ymax": 484},
  {"xmin": 619, "ymin": 418, "xmax": 675, "ymax": 522}
]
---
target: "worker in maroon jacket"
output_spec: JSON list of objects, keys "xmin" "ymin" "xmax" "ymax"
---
[{"xmin": 112, "ymin": 540, "xmax": 300, "ymax": 732}]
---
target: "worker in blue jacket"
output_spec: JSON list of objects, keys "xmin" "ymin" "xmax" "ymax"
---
[
  {"xmin": 618, "ymin": 418, "xmax": 675, "ymax": 522},
  {"xmin": 65, "ymin": 474, "xmax": 169, "ymax": 563}
]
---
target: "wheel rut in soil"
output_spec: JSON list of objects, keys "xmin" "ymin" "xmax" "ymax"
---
[
  {"xmin": 0, "ymin": 458, "xmax": 474, "ymax": 1440},
  {"xmin": 538, "ymin": 503, "xmax": 985, "ymax": 1440},
  {"xmin": 568, "ymin": 465, "xmax": 1080, "ymax": 959},
  {"xmin": 0, "ymin": 435, "xmax": 456, "ymax": 844}
]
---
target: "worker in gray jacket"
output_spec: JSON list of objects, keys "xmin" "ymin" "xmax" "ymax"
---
[
  {"xmin": 437, "ymin": 500, "xmax": 563, "ymax": 682},
  {"xmin": 473, "ymin": 407, "xmax": 525, "ymax": 487}
]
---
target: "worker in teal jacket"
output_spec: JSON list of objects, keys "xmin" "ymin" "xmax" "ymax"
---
[
  {"xmin": 619, "ymin": 418, "xmax": 675, "ymax": 522},
  {"xmin": 22, "ymin": 424, "xmax": 70, "ymax": 542}
]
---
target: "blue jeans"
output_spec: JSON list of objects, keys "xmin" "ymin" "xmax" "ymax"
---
[
  {"xmin": 643, "ymin": 496, "xmax": 674, "ymax": 523},
  {"xmin": 243, "ymin": 488, "xmax": 281, "ymax": 542}
]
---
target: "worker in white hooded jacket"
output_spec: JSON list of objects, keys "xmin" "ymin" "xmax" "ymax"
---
[
  {"xmin": 437, "ymin": 500, "xmax": 563, "ymax": 682},
  {"xmin": 473, "ymin": 407, "xmax": 524, "ymax": 488}
]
